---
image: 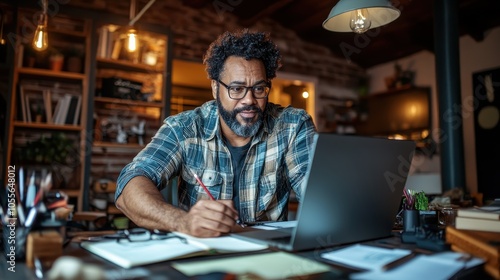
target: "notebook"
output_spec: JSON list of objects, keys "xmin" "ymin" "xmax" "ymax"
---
[
  {"xmin": 231, "ymin": 133, "xmax": 416, "ymax": 251},
  {"xmin": 80, "ymin": 232, "xmax": 268, "ymax": 268}
]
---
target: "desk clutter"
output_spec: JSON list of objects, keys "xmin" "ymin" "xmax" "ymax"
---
[
  {"xmin": 321, "ymin": 244, "xmax": 484, "ymax": 280},
  {"xmin": 1, "ymin": 167, "xmax": 72, "ymax": 269},
  {"xmin": 1, "ymin": 173, "xmax": 497, "ymax": 279},
  {"xmin": 398, "ymin": 192, "xmax": 500, "ymax": 279},
  {"xmin": 398, "ymin": 189, "xmax": 499, "ymax": 252}
]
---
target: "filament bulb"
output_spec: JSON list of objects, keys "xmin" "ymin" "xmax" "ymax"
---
[
  {"xmin": 126, "ymin": 28, "xmax": 138, "ymax": 52},
  {"xmin": 32, "ymin": 24, "xmax": 48, "ymax": 51},
  {"xmin": 350, "ymin": 9, "xmax": 372, "ymax": 34}
]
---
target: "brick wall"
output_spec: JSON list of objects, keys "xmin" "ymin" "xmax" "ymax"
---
[{"xmin": 66, "ymin": 0, "xmax": 366, "ymax": 96}]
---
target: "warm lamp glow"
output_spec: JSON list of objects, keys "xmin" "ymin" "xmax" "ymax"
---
[
  {"xmin": 323, "ymin": 0, "xmax": 400, "ymax": 34},
  {"xmin": 32, "ymin": 2, "xmax": 49, "ymax": 52},
  {"xmin": 302, "ymin": 91, "xmax": 309, "ymax": 99},
  {"xmin": 349, "ymin": 9, "xmax": 371, "ymax": 33},
  {"xmin": 33, "ymin": 23, "xmax": 48, "ymax": 51},
  {"xmin": 126, "ymin": 28, "xmax": 138, "ymax": 52}
]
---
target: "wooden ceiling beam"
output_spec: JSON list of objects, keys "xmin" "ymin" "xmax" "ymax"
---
[
  {"xmin": 182, "ymin": 0, "xmax": 211, "ymax": 9},
  {"xmin": 239, "ymin": 0, "xmax": 293, "ymax": 27}
]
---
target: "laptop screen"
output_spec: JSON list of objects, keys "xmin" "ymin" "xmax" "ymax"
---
[{"xmin": 291, "ymin": 133, "xmax": 416, "ymax": 251}]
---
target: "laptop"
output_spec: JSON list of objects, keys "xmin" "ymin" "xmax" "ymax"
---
[{"xmin": 231, "ymin": 133, "xmax": 416, "ymax": 251}]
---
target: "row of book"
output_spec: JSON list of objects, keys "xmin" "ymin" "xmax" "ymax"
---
[
  {"xmin": 18, "ymin": 82, "xmax": 82, "ymax": 125},
  {"xmin": 455, "ymin": 200, "xmax": 500, "ymax": 233}
]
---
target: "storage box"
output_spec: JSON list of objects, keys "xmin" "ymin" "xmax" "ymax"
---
[
  {"xmin": 26, "ymin": 230, "xmax": 63, "ymax": 268},
  {"xmin": 101, "ymin": 77, "xmax": 143, "ymax": 100}
]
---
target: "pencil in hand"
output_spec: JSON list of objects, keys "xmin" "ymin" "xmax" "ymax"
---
[{"xmin": 190, "ymin": 169, "xmax": 245, "ymax": 228}]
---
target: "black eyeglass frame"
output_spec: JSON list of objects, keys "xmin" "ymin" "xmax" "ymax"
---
[
  {"xmin": 119, "ymin": 228, "xmax": 187, "ymax": 244},
  {"xmin": 218, "ymin": 80, "xmax": 271, "ymax": 100},
  {"xmin": 85, "ymin": 228, "xmax": 187, "ymax": 244}
]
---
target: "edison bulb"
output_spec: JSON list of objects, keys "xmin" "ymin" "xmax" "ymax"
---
[
  {"xmin": 33, "ymin": 24, "xmax": 48, "ymax": 51},
  {"xmin": 350, "ymin": 9, "xmax": 372, "ymax": 34},
  {"xmin": 126, "ymin": 28, "xmax": 138, "ymax": 52}
]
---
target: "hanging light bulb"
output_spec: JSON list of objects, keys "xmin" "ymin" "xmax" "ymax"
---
[
  {"xmin": 33, "ymin": 17, "xmax": 48, "ymax": 51},
  {"xmin": 126, "ymin": 27, "xmax": 138, "ymax": 52},
  {"xmin": 32, "ymin": 0, "xmax": 49, "ymax": 51},
  {"xmin": 302, "ymin": 90, "xmax": 309, "ymax": 99},
  {"xmin": 323, "ymin": 0, "xmax": 400, "ymax": 33},
  {"xmin": 349, "ymin": 9, "xmax": 372, "ymax": 34}
]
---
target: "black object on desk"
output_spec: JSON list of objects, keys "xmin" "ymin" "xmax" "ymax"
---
[{"xmin": 401, "ymin": 210, "xmax": 450, "ymax": 252}]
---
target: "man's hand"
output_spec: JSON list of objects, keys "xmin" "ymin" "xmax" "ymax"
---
[{"xmin": 178, "ymin": 200, "xmax": 239, "ymax": 237}]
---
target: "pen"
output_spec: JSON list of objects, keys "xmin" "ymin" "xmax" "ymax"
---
[
  {"xmin": 25, "ymin": 171, "xmax": 37, "ymax": 208},
  {"xmin": 19, "ymin": 167, "xmax": 24, "ymax": 204},
  {"xmin": 382, "ymin": 253, "xmax": 416, "ymax": 271},
  {"xmin": 190, "ymin": 170, "xmax": 245, "ymax": 228}
]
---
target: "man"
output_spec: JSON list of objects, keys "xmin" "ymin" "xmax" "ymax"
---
[{"xmin": 115, "ymin": 29, "xmax": 316, "ymax": 237}]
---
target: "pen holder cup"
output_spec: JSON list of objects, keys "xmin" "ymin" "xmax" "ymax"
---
[
  {"xmin": 2, "ymin": 220, "xmax": 30, "ymax": 262},
  {"xmin": 403, "ymin": 210, "xmax": 420, "ymax": 233}
]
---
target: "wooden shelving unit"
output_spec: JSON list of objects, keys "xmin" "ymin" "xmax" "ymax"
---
[
  {"xmin": 5, "ymin": 8, "xmax": 91, "ymax": 211},
  {"xmin": 3, "ymin": 4, "xmax": 179, "ymax": 213},
  {"xmin": 90, "ymin": 22, "xmax": 169, "ymax": 183}
]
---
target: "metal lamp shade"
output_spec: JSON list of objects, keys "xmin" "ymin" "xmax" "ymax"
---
[{"xmin": 323, "ymin": 0, "xmax": 401, "ymax": 32}]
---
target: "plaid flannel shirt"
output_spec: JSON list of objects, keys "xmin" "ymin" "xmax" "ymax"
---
[{"xmin": 116, "ymin": 100, "xmax": 316, "ymax": 222}]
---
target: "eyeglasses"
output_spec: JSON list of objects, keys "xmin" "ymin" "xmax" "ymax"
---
[
  {"xmin": 119, "ymin": 228, "xmax": 187, "ymax": 243},
  {"xmin": 84, "ymin": 228, "xmax": 187, "ymax": 244},
  {"xmin": 218, "ymin": 80, "xmax": 271, "ymax": 100}
]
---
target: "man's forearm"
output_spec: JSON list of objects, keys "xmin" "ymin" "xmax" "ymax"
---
[{"xmin": 115, "ymin": 176, "xmax": 186, "ymax": 232}]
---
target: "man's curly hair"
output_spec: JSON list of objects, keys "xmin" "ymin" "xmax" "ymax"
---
[{"xmin": 203, "ymin": 29, "xmax": 282, "ymax": 81}]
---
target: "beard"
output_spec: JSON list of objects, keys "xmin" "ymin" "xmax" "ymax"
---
[{"xmin": 216, "ymin": 96, "xmax": 264, "ymax": 138}]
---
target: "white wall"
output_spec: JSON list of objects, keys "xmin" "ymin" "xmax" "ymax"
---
[{"xmin": 366, "ymin": 26, "xmax": 500, "ymax": 194}]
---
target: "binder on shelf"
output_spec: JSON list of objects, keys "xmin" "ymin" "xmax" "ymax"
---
[
  {"xmin": 24, "ymin": 91, "xmax": 46, "ymax": 123},
  {"xmin": 64, "ymin": 95, "xmax": 82, "ymax": 125},
  {"xmin": 97, "ymin": 26, "xmax": 109, "ymax": 58},
  {"xmin": 19, "ymin": 85, "xmax": 28, "ymax": 122},
  {"xmin": 73, "ymin": 95, "xmax": 82, "ymax": 125},
  {"xmin": 43, "ymin": 90, "xmax": 53, "ymax": 123},
  {"xmin": 54, "ymin": 94, "xmax": 71, "ymax": 125}
]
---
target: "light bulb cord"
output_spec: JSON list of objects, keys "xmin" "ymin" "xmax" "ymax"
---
[
  {"xmin": 128, "ymin": 0, "xmax": 156, "ymax": 27},
  {"xmin": 42, "ymin": 0, "xmax": 48, "ymax": 14},
  {"xmin": 0, "ymin": 8, "xmax": 4, "ymax": 44}
]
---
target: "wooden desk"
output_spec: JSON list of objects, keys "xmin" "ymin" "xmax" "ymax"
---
[{"xmin": 4, "ymin": 231, "xmax": 493, "ymax": 280}]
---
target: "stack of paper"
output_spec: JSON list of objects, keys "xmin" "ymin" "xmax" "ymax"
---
[
  {"xmin": 172, "ymin": 251, "xmax": 332, "ymax": 279},
  {"xmin": 320, "ymin": 244, "xmax": 484, "ymax": 280},
  {"xmin": 456, "ymin": 204, "xmax": 500, "ymax": 233}
]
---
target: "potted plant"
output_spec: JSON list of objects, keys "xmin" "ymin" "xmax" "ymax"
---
[
  {"xmin": 49, "ymin": 49, "xmax": 64, "ymax": 71},
  {"xmin": 402, "ymin": 188, "xmax": 429, "ymax": 233},
  {"xmin": 64, "ymin": 47, "xmax": 84, "ymax": 73}
]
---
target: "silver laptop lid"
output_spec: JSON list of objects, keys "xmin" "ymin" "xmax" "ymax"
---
[{"xmin": 290, "ymin": 133, "xmax": 415, "ymax": 251}]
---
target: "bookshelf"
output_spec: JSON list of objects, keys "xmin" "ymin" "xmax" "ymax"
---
[
  {"xmin": 90, "ymin": 22, "xmax": 170, "ymax": 184},
  {"xmin": 5, "ymin": 8, "xmax": 91, "ymax": 210},
  {"xmin": 4, "ymin": 5, "xmax": 178, "ymax": 213}
]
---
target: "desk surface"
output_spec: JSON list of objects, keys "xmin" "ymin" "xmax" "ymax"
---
[{"xmin": 1, "ymin": 232, "xmax": 493, "ymax": 280}]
